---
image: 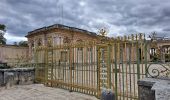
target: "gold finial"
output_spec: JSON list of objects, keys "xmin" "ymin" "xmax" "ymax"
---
[
  {"xmin": 98, "ymin": 27, "xmax": 108, "ymax": 36},
  {"xmin": 139, "ymin": 33, "xmax": 143, "ymax": 40},
  {"xmin": 131, "ymin": 34, "xmax": 134, "ymax": 40},
  {"xmin": 124, "ymin": 35, "xmax": 127, "ymax": 41},
  {"xmin": 128, "ymin": 35, "xmax": 130, "ymax": 40},
  {"xmin": 136, "ymin": 34, "xmax": 138, "ymax": 40},
  {"xmin": 117, "ymin": 36, "xmax": 120, "ymax": 40}
]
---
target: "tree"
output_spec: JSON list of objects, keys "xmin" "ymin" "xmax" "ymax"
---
[
  {"xmin": 18, "ymin": 41, "xmax": 28, "ymax": 47},
  {"xmin": 149, "ymin": 32, "xmax": 157, "ymax": 41},
  {"xmin": 0, "ymin": 24, "xmax": 6, "ymax": 45},
  {"xmin": 0, "ymin": 24, "xmax": 6, "ymax": 31},
  {"xmin": 13, "ymin": 42, "xmax": 18, "ymax": 45}
]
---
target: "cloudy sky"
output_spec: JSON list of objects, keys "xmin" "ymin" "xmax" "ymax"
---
[{"xmin": 0, "ymin": 0, "xmax": 170, "ymax": 44}]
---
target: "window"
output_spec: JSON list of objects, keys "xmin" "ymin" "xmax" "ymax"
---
[
  {"xmin": 61, "ymin": 51, "xmax": 68, "ymax": 62},
  {"xmin": 78, "ymin": 47, "xmax": 83, "ymax": 51},
  {"xmin": 78, "ymin": 50, "xmax": 83, "ymax": 63},
  {"xmin": 38, "ymin": 38, "xmax": 42, "ymax": 46},
  {"xmin": 87, "ymin": 47, "xmax": 92, "ymax": 51}
]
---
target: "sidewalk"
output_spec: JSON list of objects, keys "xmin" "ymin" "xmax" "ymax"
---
[{"xmin": 0, "ymin": 84, "xmax": 98, "ymax": 100}]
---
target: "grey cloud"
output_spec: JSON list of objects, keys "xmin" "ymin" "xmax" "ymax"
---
[
  {"xmin": 163, "ymin": 27, "xmax": 170, "ymax": 32},
  {"xmin": 0, "ymin": 0, "xmax": 170, "ymax": 38}
]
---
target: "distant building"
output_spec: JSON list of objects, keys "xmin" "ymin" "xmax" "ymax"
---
[{"xmin": 149, "ymin": 36, "xmax": 170, "ymax": 62}]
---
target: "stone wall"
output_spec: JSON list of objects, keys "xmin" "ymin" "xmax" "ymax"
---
[
  {"xmin": 138, "ymin": 78, "xmax": 170, "ymax": 100},
  {"xmin": 0, "ymin": 45, "xmax": 29, "ymax": 66},
  {"xmin": 0, "ymin": 68, "xmax": 35, "ymax": 87}
]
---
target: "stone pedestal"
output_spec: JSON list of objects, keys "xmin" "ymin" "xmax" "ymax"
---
[
  {"xmin": 0, "ymin": 68, "xmax": 35, "ymax": 87},
  {"xmin": 138, "ymin": 78, "xmax": 155, "ymax": 100},
  {"xmin": 138, "ymin": 78, "xmax": 170, "ymax": 100}
]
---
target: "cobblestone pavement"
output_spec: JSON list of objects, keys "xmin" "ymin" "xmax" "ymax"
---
[{"xmin": 0, "ymin": 84, "xmax": 98, "ymax": 100}]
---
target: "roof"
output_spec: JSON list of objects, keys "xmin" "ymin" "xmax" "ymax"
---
[{"xmin": 26, "ymin": 24, "xmax": 97, "ymax": 37}]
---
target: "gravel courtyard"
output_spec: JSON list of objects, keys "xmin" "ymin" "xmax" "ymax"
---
[{"xmin": 0, "ymin": 84, "xmax": 98, "ymax": 100}]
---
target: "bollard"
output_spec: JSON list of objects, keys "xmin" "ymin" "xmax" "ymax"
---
[{"xmin": 101, "ymin": 89, "xmax": 115, "ymax": 100}]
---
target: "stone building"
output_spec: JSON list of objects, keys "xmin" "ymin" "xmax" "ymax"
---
[
  {"xmin": 26, "ymin": 24, "xmax": 99, "ymax": 63},
  {"xmin": 26, "ymin": 24, "xmax": 98, "ymax": 47},
  {"xmin": 149, "ymin": 38, "xmax": 170, "ymax": 62}
]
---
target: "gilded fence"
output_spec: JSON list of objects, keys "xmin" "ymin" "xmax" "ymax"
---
[{"xmin": 33, "ymin": 34, "xmax": 169, "ymax": 100}]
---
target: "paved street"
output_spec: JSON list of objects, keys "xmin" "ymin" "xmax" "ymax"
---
[{"xmin": 0, "ymin": 84, "xmax": 98, "ymax": 100}]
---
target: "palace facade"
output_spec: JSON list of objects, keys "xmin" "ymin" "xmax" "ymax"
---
[{"xmin": 26, "ymin": 24, "xmax": 99, "ymax": 63}]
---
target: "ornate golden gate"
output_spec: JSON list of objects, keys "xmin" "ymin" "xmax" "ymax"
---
[
  {"xmin": 35, "ymin": 42, "xmax": 99, "ymax": 95},
  {"xmin": 34, "ymin": 34, "xmax": 156, "ymax": 99}
]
